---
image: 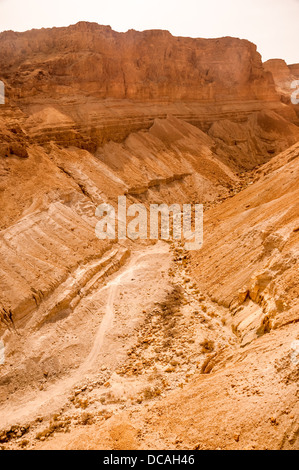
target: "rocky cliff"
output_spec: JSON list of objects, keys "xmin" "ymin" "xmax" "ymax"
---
[
  {"xmin": 0, "ymin": 22, "xmax": 297, "ymax": 148},
  {"xmin": 0, "ymin": 23, "xmax": 298, "ymax": 450},
  {"xmin": 289, "ymin": 63, "xmax": 299, "ymax": 78},
  {"xmin": 0, "ymin": 22, "xmax": 279, "ymax": 103},
  {"xmin": 264, "ymin": 59, "xmax": 299, "ymax": 117},
  {"xmin": 28, "ymin": 142, "xmax": 299, "ymax": 451}
]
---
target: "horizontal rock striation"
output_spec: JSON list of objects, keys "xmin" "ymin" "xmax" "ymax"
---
[
  {"xmin": 0, "ymin": 21, "xmax": 297, "ymax": 145},
  {"xmin": 264, "ymin": 59, "xmax": 299, "ymax": 118}
]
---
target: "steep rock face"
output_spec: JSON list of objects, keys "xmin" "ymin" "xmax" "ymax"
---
[
  {"xmin": 264, "ymin": 59, "xmax": 299, "ymax": 118},
  {"xmin": 0, "ymin": 21, "xmax": 297, "ymax": 144},
  {"xmin": 0, "ymin": 116, "xmax": 238, "ymax": 336},
  {"xmin": 0, "ymin": 22, "xmax": 277, "ymax": 103},
  {"xmin": 190, "ymin": 142, "xmax": 299, "ymax": 334},
  {"xmin": 289, "ymin": 63, "xmax": 299, "ymax": 78},
  {"xmin": 263, "ymin": 59, "xmax": 294, "ymax": 90},
  {"xmin": 0, "ymin": 23, "xmax": 299, "ymax": 450},
  {"xmin": 208, "ymin": 109, "xmax": 299, "ymax": 169},
  {"xmin": 34, "ymin": 143, "xmax": 299, "ymax": 451}
]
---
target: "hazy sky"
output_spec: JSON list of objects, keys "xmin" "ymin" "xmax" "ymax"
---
[{"xmin": 0, "ymin": 0, "xmax": 298, "ymax": 64}]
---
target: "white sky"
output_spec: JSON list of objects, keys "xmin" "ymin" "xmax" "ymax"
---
[{"xmin": 0, "ymin": 0, "xmax": 298, "ymax": 64}]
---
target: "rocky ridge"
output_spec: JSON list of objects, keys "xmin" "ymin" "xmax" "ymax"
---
[{"xmin": 0, "ymin": 22, "xmax": 298, "ymax": 450}]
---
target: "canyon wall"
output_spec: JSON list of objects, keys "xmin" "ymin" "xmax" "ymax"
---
[
  {"xmin": 289, "ymin": 63, "xmax": 299, "ymax": 78},
  {"xmin": 0, "ymin": 22, "xmax": 279, "ymax": 103},
  {"xmin": 1, "ymin": 23, "xmax": 299, "ymax": 336},
  {"xmin": 0, "ymin": 21, "xmax": 297, "ymax": 151},
  {"xmin": 264, "ymin": 59, "xmax": 299, "ymax": 117},
  {"xmin": 0, "ymin": 23, "xmax": 299, "ymax": 450}
]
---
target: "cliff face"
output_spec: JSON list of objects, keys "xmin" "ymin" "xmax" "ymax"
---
[
  {"xmin": 1, "ymin": 21, "xmax": 297, "ymax": 157},
  {"xmin": 30, "ymin": 143, "xmax": 299, "ymax": 451},
  {"xmin": 0, "ymin": 22, "xmax": 297, "ymax": 143},
  {"xmin": 263, "ymin": 59, "xmax": 293, "ymax": 88},
  {"xmin": 264, "ymin": 59, "xmax": 299, "ymax": 117},
  {"xmin": 0, "ymin": 22, "xmax": 277, "ymax": 103},
  {"xmin": 1, "ymin": 23, "xmax": 299, "ymax": 336},
  {"xmin": 0, "ymin": 23, "xmax": 299, "ymax": 450},
  {"xmin": 289, "ymin": 63, "xmax": 299, "ymax": 78}
]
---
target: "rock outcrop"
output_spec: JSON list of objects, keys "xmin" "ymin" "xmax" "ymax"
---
[
  {"xmin": 264, "ymin": 59, "xmax": 299, "ymax": 118},
  {"xmin": 0, "ymin": 22, "xmax": 279, "ymax": 103},
  {"xmin": 263, "ymin": 59, "xmax": 294, "ymax": 91},
  {"xmin": 289, "ymin": 63, "xmax": 299, "ymax": 78},
  {"xmin": 0, "ymin": 22, "xmax": 298, "ymax": 451},
  {"xmin": 0, "ymin": 21, "xmax": 297, "ymax": 146},
  {"xmin": 190, "ymin": 142, "xmax": 299, "ymax": 335}
]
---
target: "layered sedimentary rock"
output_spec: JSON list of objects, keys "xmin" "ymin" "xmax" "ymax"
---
[
  {"xmin": 208, "ymin": 109, "xmax": 299, "ymax": 169},
  {"xmin": 190, "ymin": 142, "xmax": 299, "ymax": 329},
  {"xmin": 0, "ymin": 115, "xmax": 240, "ymax": 337},
  {"xmin": 263, "ymin": 59, "xmax": 295, "ymax": 92},
  {"xmin": 264, "ymin": 59, "xmax": 299, "ymax": 117},
  {"xmin": 0, "ymin": 21, "xmax": 297, "ymax": 148},
  {"xmin": 0, "ymin": 22, "xmax": 279, "ymax": 103},
  {"xmin": 33, "ymin": 142, "xmax": 299, "ymax": 451},
  {"xmin": 1, "ymin": 110, "xmax": 299, "ymax": 337},
  {"xmin": 0, "ymin": 22, "xmax": 299, "ymax": 450},
  {"xmin": 289, "ymin": 63, "xmax": 299, "ymax": 78}
]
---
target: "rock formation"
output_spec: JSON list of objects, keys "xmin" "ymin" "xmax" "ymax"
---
[
  {"xmin": 264, "ymin": 59, "xmax": 299, "ymax": 117},
  {"xmin": 0, "ymin": 22, "xmax": 298, "ymax": 450}
]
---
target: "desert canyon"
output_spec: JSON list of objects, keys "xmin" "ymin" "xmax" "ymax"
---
[{"xmin": 0, "ymin": 22, "xmax": 298, "ymax": 450}]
